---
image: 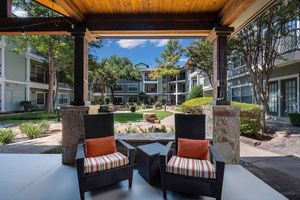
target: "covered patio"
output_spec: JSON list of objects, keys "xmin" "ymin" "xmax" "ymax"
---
[
  {"xmin": 0, "ymin": 154, "xmax": 287, "ymax": 200},
  {"xmin": 0, "ymin": 0, "xmax": 289, "ymax": 200}
]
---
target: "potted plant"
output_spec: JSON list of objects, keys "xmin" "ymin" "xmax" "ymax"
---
[{"xmin": 20, "ymin": 101, "xmax": 32, "ymax": 112}]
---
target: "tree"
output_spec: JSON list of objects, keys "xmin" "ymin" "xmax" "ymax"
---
[
  {"xmin": 185, "ymin": 39, "xmax": 213, "ymax": 85},
  {"xmin": 93, "ymin": 56, "xmax": 141, "ymax": 104},
  {"xmin": 188, "ymin": 85, "xmax": 203, "ymax": 100},
  {"xmin": 229, "ymin": 0, "xmax": 299, "ymax": 132},
  {"xmin": 149, "ymin": 39, "xmax": 183, "ymax": 104},
  {"xmin": 7, "ymin": 1, "xmax": 73, "ymax": 113}
]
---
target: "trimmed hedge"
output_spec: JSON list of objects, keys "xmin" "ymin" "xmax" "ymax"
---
[
  {"xmin": 180, "ymin": 97, "xmax": 262, "ymax": 136},
  {"xmin": 188, "ymin": 85, "xmax": 203, "ymax": 100},
  {"xmin": 289, "ymin": 113, "xmax": 300, "ymax": 126}
]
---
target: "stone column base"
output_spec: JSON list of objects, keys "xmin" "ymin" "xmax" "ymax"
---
[
  {"xmin": 61, "ymin": 106, "xmax": 89, "ymax": 165},
  {"xmin": 202, "ymin": 105, "xmax": 240, "ymax": 164}
]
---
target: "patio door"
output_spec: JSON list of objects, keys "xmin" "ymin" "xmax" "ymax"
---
[
  {"xmin": 281, "ymin": 78, "xmax": 297, "ymax": 117},
  {"xmin": 268, "ymin": 81, "xmax": 279, "ymax": 116}
]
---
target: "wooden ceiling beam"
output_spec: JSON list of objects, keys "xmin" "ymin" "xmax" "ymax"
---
[
  {"xmin": 0, "ymin": 17, "xmax": 73, "ymax": 34},
  {"xmin": 85, "ymin": 13, "xmax": 219, "ymax": 32},
  {"xmin": 220, "ymin": 0, "xmax": 255, "ymax": 26},
  {"xmin": 53, "ymin": 0, "xmax": 84, "ymax": 21}
]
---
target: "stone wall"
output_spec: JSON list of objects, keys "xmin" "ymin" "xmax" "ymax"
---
[{"xmin": 203, "ymin": 105, "xmax": 240, "ymax": 164}]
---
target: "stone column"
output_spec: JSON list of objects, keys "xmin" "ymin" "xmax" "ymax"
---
[
  {"xmin": 202, "ymin": 105, "xmax": 240, "ymax": 164},
  {"xmin": 61, "ymin": 106, "xmax": 89, "ymax": 165}
]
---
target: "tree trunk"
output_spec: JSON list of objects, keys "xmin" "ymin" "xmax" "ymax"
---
[
  {"xmin": 111, "ymin": 89, "xmax": 115, "ymax": 105},
  {"xmin": 46, "ymin": 46, "xmax": 55, "ymax": 113},
  {"xmin": 261, "ymin": 98, "xmax": 268, "ymax": 133}
]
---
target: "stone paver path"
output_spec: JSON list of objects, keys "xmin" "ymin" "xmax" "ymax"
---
[{"xmin": 257, "ymin": 118, "xmax": 300, "ymax": 158}]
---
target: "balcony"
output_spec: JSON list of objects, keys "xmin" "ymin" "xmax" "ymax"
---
[
  {"xmin": 30, "ymin": 72, "xmax": 49, "ymax": 84},
  {"xmin": 228, "ymin": 66, "xmax": 249, "ymax": 79}
]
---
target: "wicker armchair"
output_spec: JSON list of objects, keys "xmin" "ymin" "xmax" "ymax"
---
[
  {"xmin": 75, "ymin": 113, "xmax": 135, "ymax": 200},
  {"xmin": 159, "ymin": 114, "xmax": 225, "ymax": 200}
]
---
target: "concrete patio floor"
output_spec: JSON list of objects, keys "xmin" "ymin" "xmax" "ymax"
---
[{"xmin": 0, "ymin": 154, "xmax": 287, "ymax": 200}]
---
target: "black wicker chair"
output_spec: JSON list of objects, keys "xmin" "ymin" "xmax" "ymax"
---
[
  {"xmin": 159, "ymin": 113, "xmax": 225, "ymax": 200},
  {"xmin": 75, "ymin": 113, "xmax": 135, "ymax": 200}
]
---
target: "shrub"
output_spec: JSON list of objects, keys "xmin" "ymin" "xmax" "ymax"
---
[
  {"xmin": 0, "ymin": 129, "xmax": 14, "ymax": 144},
  {"xmin": 124, "ymin": 126, "xmax": 139, "ymax": 133},
  {"xmin": 160, "ymin": 98, "xmax": 167, "ymax": 105},
  {"xmin": 188, "ymin": 85, "xmax": 203, "ymax": 100},
  {"xmin": 20, "ymin": 123, "xmax": 44, "ymax": 139},
  {"xmin": 39, "ymin": 120, "xmax": 50, "ymax": 133},
  {"xmin": 180, "ymin": 97, "xmax": 262, "ymax": 136},
  {"xmin": 104, "ymin": 97, "xmax": 110, "ymax": 104},
  {"xmin": 180, "ymin": 97, "xmax": 212, "ymax": 114},
  {"xmin": 288, "ymin": 113, "xmax": 300, "ymax": 126}
]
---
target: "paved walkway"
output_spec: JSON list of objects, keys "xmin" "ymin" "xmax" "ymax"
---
[
  {"xmin": 241, "ymin": 142, "xmax": 300, "ymax": 200},
  {"xmin": 257, "ymin": 118, "xmax": 300, "ymax": 157}
]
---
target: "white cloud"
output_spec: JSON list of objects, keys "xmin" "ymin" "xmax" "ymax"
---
[
  {"xmin": 150, "ymin": 39, "xmax": 169, "ymax": 47},
  {"xmin": 116, "ymin": 39, "xmax": 147, "ymax": 49},
  {"xmin": 116, "ymin": 39, "xmax": 170, "ymax": 49},
  {"xmin": 13, "ymin": 9, "xmax": 27, "ymax": 17},
  {"xmin": 179, "ymin": 58, "xmax": 188, "ymax": 62}
]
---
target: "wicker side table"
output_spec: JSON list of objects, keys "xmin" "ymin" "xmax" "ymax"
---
[{"xmin": 136, "ymin": 142, "xmax": 166, "ymax": 182}]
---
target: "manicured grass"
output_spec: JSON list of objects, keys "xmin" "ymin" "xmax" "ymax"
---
[
  {"xmin": 139, "ymin": 110, "xmax": 173, "ymax": 120},
  {"xmin": 114, "ymin": 113, "xmax": 144, "ymax": 123},
  {"xmin": 0, "ymin": 112, "xmax": 57, "ymax": 125},
  {"xmin": 114, "ymin": 110, "xmax": 173, "ymax": 123}
]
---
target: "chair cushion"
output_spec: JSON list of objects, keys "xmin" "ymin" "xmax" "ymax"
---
[
  {"xmin": 166, "ymin": 156, "xmax": 216, "ymax": 179},
  {"xmin": 177, "ymin": 138, "xmax": 209, "ymax": 160},
  {"xmin": 85, "ymin": 136, "xmax": 117, "ymax": 158},
  {"xmin": 84, "ymin": 152, "xmax": 129, "ymax": 174}
]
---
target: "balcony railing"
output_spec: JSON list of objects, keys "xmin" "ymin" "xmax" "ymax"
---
[
  {"xmin": 277, "ymin": 29, "xmax": 300, "ymax": 54},
  {"xmin": 228, "ymin": 66, "xmax": 248, "ymax": 78},
  {"xmin": 30, "ymin": 72, "xmax": 49, "ymax": 84}
]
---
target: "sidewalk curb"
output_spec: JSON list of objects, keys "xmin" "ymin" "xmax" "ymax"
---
[{"xmin": 240, "ymin": 136, "xmax": 261, "ymax": 146}]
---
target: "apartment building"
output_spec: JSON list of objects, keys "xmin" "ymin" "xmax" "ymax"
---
[
  {"xmin": 97, "ymin": 63, "xmax": 190, "ymax": 105},
  {"xmin": 227, "ymin": 20, "xmax": 300, "ymax": 117},
  {"xmin": 0, "ymin": 37, "xmax": 73, "ymax": 113}
]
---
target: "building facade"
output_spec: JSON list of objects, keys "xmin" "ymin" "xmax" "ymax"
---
[
  {"xmin": 227, "ymin": 20, "xmax": 300, "ymax": 117},
  {"xmin": 0, "ymin": 37, "xmax": 73, "ymax": 113},
  {"xmin": 95, "ymin": 63, "xmax": 190, "ymax": 105}
]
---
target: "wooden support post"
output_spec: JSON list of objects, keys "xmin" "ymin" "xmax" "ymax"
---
[
  {"xmin": 0, "ymin": 0, "xmax": 12, "ymax": 18},
  {"xmin": 71, "ymin": 29, "xmax": 90, "ymax": 106},
  {"xmin": 207, "ymin": 27, "xmax": 233, "ymax": 105}
]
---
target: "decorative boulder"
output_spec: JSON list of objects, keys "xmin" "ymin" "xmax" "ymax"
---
[{"xmin": 143, "ymin": 113, "xmax": 158, "ymax": 123}]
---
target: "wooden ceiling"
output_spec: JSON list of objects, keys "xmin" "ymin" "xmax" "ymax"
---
[
  {"xmin": 32, "ymin": 0, "xmax": 260, "ymax": 37},
  {"xmin": 0, "ymin": 0, "xmax": 271, "ymax": 37}
]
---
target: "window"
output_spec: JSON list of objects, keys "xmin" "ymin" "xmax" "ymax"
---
[
  {"xmin": 128, "ymin": 96, "xmax": 137, "ymax": 103},
  {"xmin": 36, "ymin": 92, "xmax": 45, "ymax": 105},
  {"xmin": 58, "ymin": 93, "xmax": 68, "ymax": 105},
  {"xmin": 128, "ymin": 84, "xmax": 138, "ymax": 92},
  {"xmin": 115, "ymin": 85, "xmax": 123, "ymax": 92},
  {"xmin": 114, "ymin": 97, "xmax": 123, "ymax": 105}
]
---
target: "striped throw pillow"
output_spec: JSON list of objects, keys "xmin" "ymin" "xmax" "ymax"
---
[
  {"xmin": 84, "ymin": 152, "xmax": 129, "ymax": 174},
  {"xmin": 166, "ymin": 156, "xmax": 216, "ymax": 179}
]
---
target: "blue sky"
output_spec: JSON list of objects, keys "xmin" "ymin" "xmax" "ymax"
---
[{"xmin": 91, "ymin": 39, "xmax": 197, "ymax": 67}]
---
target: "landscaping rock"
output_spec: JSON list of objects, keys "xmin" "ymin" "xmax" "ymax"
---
[
  {"xmin": 143, "ymin": 113, "xmax": 158, "ymax": 123},
  {"xmin": 154, "ymin": 120, "xmax": 160, "ymax": 124}
]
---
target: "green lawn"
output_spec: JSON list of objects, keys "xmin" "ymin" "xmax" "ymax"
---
[
  {"xmin": 0, "ymin": 110, "xmax": 173, "ymax": 125},
  {"xmin": 114, "ymin": 113, "xmax": 144, "ymax": 123},
  {"xmin": 114, "ymin": 110, "xmax": 173, "ymax": 123},
  {"xmin": 0, "ymin": 112, "xmax": 57, "ymax": 125},
  {"xmin": 139, "ymin": 110, "xmax": 173, "ymax": 120}
]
